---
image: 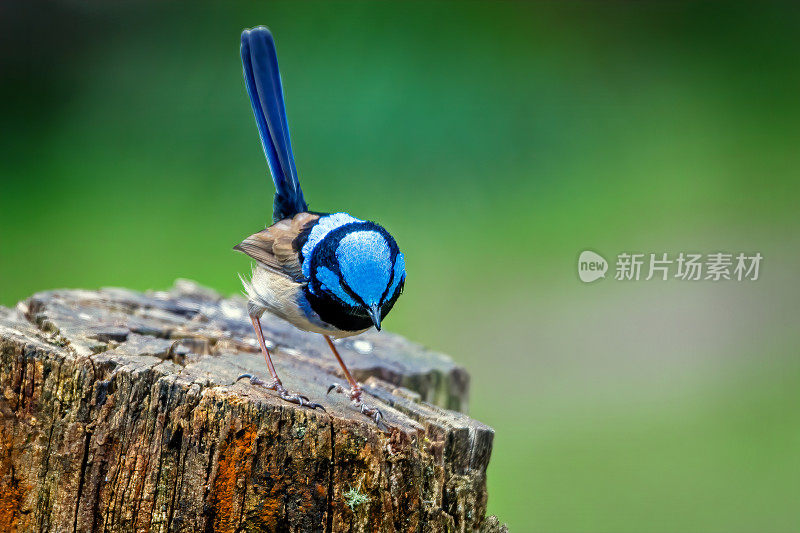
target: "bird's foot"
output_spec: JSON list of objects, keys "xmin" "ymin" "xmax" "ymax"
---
[
  {"xmin": 237, "ymin": 373, "xmax": 325, "ymax": 411},
  {"xmin": 327, "ymin": 383, "xmax": 363, "ymax": 402},
  {"xmin": 327, "ymin": 383, "xmax": 388, "ymax": 431}
]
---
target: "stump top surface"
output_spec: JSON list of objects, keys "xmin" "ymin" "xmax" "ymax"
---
[{"xmin": 22, "ymin": 279, "xmax": 470, "ymax": 415}]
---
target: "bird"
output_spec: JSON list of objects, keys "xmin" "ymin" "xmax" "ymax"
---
[{"xmin": 234, "ymin": 26, "xmax": 405, "ymax": 426}]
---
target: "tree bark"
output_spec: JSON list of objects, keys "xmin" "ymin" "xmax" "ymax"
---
[{"xmin": 0, "ymin": 280, "xmax": 504, "ymax": 532}]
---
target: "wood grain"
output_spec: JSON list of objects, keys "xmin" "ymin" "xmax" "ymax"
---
[{"xmin": 0, "ymin": 281, "xmax": 504, "ymax": 532}]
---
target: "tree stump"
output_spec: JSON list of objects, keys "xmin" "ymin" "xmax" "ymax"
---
[{"xmin": 0, "ymin": 281, "xmax": 504, "ymax": 532}]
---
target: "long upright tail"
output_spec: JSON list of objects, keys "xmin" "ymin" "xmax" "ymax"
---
[{"xmin": 241, "ymin": 27, "xmax": 308, "ymax": 222}]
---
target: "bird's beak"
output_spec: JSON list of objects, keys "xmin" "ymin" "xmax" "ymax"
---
[{"xmin": 368, "ymin": 304, "xmax": 382, "ymax": 331}]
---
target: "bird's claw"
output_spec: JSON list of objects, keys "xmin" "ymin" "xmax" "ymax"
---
[
  {"xmin": 238, "ymin": 374, "xmax": 325, "ymax": 411},
  {"xmin": 278, "ymin": 389, "xmax": 326, "ymax": 411},
  {"xmin": 327, "ymin": 382, "xmax": 388, "ymax": 431},
  {"xmin": 327, "ymin": 383, "xmax": 344, "ymax": 396},
  {"xmin": 359, "ymin": 402, "xmax": 388, "ymax": 430},
  {"xmin": 237, "ymin": 373, "xmax": 276, "ymax": 388},
  {"xmin": 327, "ymin": 382, "xmax": 361, "ymax": 402}
]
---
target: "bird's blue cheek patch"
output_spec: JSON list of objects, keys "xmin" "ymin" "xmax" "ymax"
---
[
  {"xmin": 315, "ymin": 266, "xmax": 359, "ymax": 307},
  {"xmin": 386, "ymin": 253, "xmax": 405, "ymax": 299}
]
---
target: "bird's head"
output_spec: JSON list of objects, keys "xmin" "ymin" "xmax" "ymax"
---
[{"xmin": 304, "ymin": 215, "xmax": 405, "ymax": 332}]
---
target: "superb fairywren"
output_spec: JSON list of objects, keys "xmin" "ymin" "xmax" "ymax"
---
[{"xmin": 234, "ymin": 27, "xmax": 405, "ymax": 424}]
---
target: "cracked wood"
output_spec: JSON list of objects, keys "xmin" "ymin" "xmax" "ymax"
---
[{"xmin": 0, "ymin": 281, "xmax": 504, "ymax": 532}]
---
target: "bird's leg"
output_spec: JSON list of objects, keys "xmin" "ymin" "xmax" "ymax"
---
[
  {"xmin": 324, "ymin": 335, "xmax": 386, "ymax": 428},
  {"xmin": 237, "ymin": 314, "xmax": 324, "ymax": 411},
  {"xmin": 324, "ymin": 335, "xmax": 362, "ymax": 400}
]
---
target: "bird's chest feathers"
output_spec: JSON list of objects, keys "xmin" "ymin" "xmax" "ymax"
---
[{"xmin": 247, "ymin": 267, "xmax": 365, "ymax": 337}]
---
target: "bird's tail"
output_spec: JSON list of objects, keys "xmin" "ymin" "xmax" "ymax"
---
[{"xmin": 241, "ymin": 26, "xmax": 308, "ymax": 222}]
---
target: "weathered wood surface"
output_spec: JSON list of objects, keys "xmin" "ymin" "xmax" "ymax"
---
[{"xmin": 0, "ymin": 280, "xmax": 504, "ymax": 532}]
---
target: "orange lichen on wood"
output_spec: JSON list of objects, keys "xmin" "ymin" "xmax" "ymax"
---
[
  {"xmin": 210, "ymin": 424, "xmax": 258, "ymax": 532},
  {"xmin": 0, "ymin": 434, "xmax": 27, "ymax": 531}
]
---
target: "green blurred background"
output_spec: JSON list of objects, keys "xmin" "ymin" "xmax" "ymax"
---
[{"xmin": 2, "ymin": 2, "xmax": 799, "ymax": 531}]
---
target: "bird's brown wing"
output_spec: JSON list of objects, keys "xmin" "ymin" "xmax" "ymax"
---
[{"xmin": 234, "ymin": 212, "xmax": 320, "ymax": 282}]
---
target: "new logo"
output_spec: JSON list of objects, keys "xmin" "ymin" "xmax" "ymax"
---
[{"xmin": 578, "ymin": 250, "xmax": 608, "ymax": 283}]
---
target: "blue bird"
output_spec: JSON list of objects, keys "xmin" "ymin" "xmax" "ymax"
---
[{"xmin": 234, "ymin": 27, "xmax": 405, "ymax": 424}]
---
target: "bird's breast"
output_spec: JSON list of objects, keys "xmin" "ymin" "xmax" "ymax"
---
[{"xmin": 243, "ymin": 266, "xmax": 367, "ymax": 338}]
